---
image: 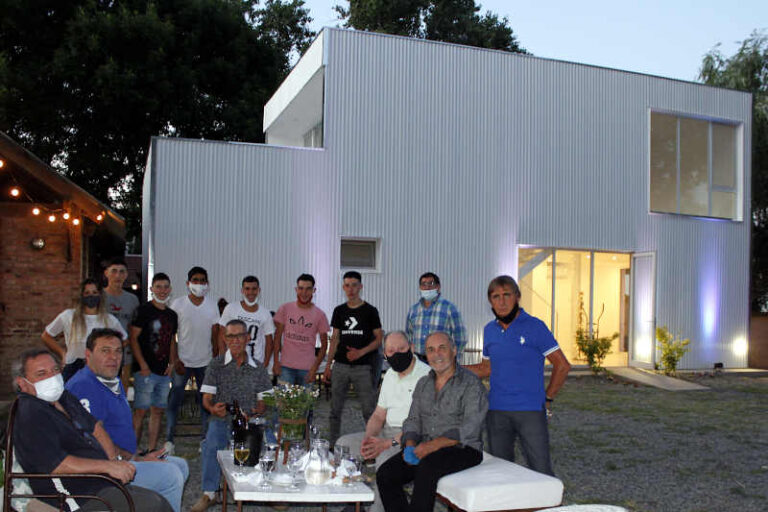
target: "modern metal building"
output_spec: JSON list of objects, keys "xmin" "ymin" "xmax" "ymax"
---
[{"xmin": 143, "ymin": 28, "xmax": 752, "ymax": 369}]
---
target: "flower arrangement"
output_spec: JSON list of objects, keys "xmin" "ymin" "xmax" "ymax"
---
[{"xmin": 262, "ymin": 384, "xmax": 319, "ymax": 440}]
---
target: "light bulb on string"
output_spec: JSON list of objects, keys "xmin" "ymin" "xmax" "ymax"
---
[
  {"xmin": 72, "ymin": 218, "xmax": 81, "ymax": 226},
  {"xmin": 62, "ymin": 212, "xmax": 70, "ymax": 220},
  {"xmin": 0, "ymin": 159, "xmax": 5, "ymax": 168},
  {"xmin": 32, "ymin": 207, "xmax": 41, "ymax": 216},
  {"xmin": 10, "ymin": 187, "xmax": 20, "ymax": 197},
  {"xmin": 48, "ymin": 214, "xmax": 56, "ymax": 223},
  {"xmin": 96, "ymin": 213, "xmax": 104, "ymax": 221}
]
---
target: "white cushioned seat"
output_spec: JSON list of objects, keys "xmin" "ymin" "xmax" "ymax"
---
[{"xmin": 436, "ymin": 452, "xmax": 564, "ymax": 511}]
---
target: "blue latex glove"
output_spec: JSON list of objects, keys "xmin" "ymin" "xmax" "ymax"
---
[{"xmin": 403, "ymin": 446, "xmax": 420, "ymax": 465}]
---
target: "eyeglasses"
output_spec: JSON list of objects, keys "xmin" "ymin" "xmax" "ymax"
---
[
  {"xmin": 419, "ymin": 281, "xmax": 438, "ymax": 288},
  {"xmin": 224, "ymin": 332, "xmax": 248, "ymax": 340}
]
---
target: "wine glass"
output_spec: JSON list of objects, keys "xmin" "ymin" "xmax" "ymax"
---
[
  {"xmin": 233, "ymin": 441, "xmax": 250, "ymax": 478},
  {"xmin": 343, "ymin": 455, "xmax": 362, "ymax": 487},
  {"xmin": 258, "ymin": 444, "xmax": 277, "ymax": 491},
  {"xmin": 333, "ymin": 444, "xmax": 350, "ymax": 467},
  {"xmin": 287, "ymin": 442, "xmax": 306, "ymax": 491}
]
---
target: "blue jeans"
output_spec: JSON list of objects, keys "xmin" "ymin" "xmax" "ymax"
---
[
  {"xmin": 279, "ymin": 366, "xmax": 309, "ymax": 386},
  {"xmin": 166, "ymin": 366, "xmax": 209, "ymax": 442},
  {"xmin": 131, "ymin": 455, "xmax": 189, "ymax": 512},
  {"xmin": 486, "ymin": 409, "xmax": 554, "ymax": 476},
  {"xmin": 201, "ymin": 418, "xmax": 231, "ymax": 492}
]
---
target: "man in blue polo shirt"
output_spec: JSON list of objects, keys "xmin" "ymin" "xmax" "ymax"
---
[
  {"xmin": 467, "ymin": 275, "xmax": 571, "ymax": 476},
  {"xmin": 67, "ymin": 328, "xmax": 189, "ymax": 512}
]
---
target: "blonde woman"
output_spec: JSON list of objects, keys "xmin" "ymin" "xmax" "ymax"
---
[{"xmin": 42, "ymin": 277, "xmax": 127, "ymax": 381}]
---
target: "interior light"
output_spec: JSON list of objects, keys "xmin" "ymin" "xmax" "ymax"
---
[
  {"xmin": 32, "ymin": 207, "xmax": 41, "ymax": 215},
  {"xmin": 96, "ymin": 213, "xmax": 104, "ymax": 221},
  {"xmin": 72, "ymin": 218, "xmax": 81, "ymax": 226},
  {"xmin": 48, "ymin": 214, "xmax": 56, "ymax": 223},
  {"xmin": 10, "ymin": 187, "xmax": 20, "ymax": 197},
  {"xmin": 62, "ymin": 212, "xmax": 70, "ymax": 220}
]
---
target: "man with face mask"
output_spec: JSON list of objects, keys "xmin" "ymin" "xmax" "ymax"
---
[
  {"xmin": 335, "ymin": 330, "xmax": 431, "ymax": 512},
  {"xmin": 11, "ymin": 348, "xmax": 173, "ymax": 512},
  {"xmin": 166, "ymin": 266, "xmax": 220, "ymax": 455},
  {"xmin": 128, "ymin": 273, "xmax": 178, "ymax": 452},
  {"xmin": 466, "ymin": 275, "xmax": 571, "ymax": 476},
  {"xmin": 217, "ymin": 275, "xmax": 275, "ymax": 370},
  {"xmin": 405, "ymin": 272, "xmax": 467, "ymax": 361}
]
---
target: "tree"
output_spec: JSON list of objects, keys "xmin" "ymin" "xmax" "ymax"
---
[
  {"xmin": 335, "ymin": 0, "xmax": 526, "ymax": 53},
  {"xmin": 699, "ymin": 31, "xmax": 768, "ymax": 310},
  {"xmin": 0, "ymin": 0, "xmax": 314, "ymax": 248}
]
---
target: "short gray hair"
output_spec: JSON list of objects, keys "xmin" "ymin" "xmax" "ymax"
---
[
  {"xmin": 225, "ymin": 319, "xmax": 248, "ymax": 331},
  {"xmin": 425, "ymin": 331, "xmax": 455, "ymax": 349},
  {"xmin": 12, "ymin": 348, "xmax": 59, "ymax": 393},
  {"xmin": 382, "ymin": 330, "xmax": 409, "ymax": 351}
]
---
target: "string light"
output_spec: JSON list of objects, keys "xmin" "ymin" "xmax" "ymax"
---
[
  {"xmin": 10, "ymin": 187, "xmax": 20, "ymax": 197},
  {"xmin": 72, "ymin": 218, "xmax": 80, "ymax": 226},
  {"xmin": 48, "ymin": 214, "xmax": 56, "ymax": 223},
  {"xmin": 96, "ymin": 213, "xmax": 103, "ymax": 221},
  {"xmin": 32, "ymin": 207, "xmax": 41, "ymax": 215},
  {"xmin": 62, "ymin": 212, "xmax": 70, "ymax": 220},
  {"xmin": 0, "ymin": 159, "xmax": 5, "ymax": 168}
]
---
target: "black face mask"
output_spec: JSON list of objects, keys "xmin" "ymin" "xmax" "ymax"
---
[
  {"xmin": 81, "ymin": 295, "xmax": 101, "ymax": 309},
  {"xmin": 387, "ymin": 350, "xmax": 414, "ymax": 373},
  {"xmin": 493, "ymin": 302, "xmax": 519, "ymax": 325}
]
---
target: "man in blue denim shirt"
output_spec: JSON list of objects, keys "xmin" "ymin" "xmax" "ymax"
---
[{"xmin": 376, "ymin": 331, "xmax": 488, "ymax": 512}]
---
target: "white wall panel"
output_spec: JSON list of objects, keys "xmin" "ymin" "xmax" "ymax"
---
[{"xmin": 146, "ymin": 29, "xmax": 751, "ymax": 368}]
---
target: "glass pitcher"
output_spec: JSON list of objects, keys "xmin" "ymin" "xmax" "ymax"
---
[{"xmin": 304, "ymin": 438, "xmax": 333, "ymax": 485}]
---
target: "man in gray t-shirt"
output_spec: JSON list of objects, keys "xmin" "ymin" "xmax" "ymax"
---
[{"xmin": 104, "ymin": 258, "xmax": 139, "ymax": 388}]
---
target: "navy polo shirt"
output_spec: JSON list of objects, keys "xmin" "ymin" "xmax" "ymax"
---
[
  {"xmin": 482, "ymin": 309, "xmax": 560, "ymax": 411},
  {"xmin": 66, "ymin": 366, "xmax": 137, "ymax": 453}
]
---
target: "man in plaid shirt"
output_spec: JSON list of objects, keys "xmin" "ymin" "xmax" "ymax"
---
[{"xmin": 405, "ymin": 272, "xmax": 467, "ymax": 360}]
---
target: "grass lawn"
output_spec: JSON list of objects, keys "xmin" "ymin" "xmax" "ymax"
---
[{"xmin": 549, "ymin": 373, "xmax": 768, "ymax": 511}]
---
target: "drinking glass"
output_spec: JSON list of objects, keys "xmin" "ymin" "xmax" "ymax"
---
[
  {"xmin": 343, "ymin": 455, "xmax": 362, "ymax": 486},
  {"xmin": 258, "ymin": 443, "xmax": 277, "ymax": 491},
  {"xmin": 287, "ymin": 442, "xmax": 306, "ymax": 491},
  {"xmin": 333, "ymin": 444, "xmax": 350, "ymax": 467},
  {"xmin": 233, "ymin": 441, "xmax": 250, "ymax": 477}
]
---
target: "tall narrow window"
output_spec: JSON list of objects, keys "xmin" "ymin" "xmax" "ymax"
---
[{"xmin": 649, "ymin": 112, "xmax": 740, "ymax": 220}]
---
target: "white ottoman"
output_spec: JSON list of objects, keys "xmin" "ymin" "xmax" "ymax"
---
[{"xmin": 436, "ymin": 452, "xmax": 564, "ymax": 511}]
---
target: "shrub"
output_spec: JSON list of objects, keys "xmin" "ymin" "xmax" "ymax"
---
[
  {"xmin": 575, "ymin": 293, "xmax": 619, "ymax": 374},
  {"xmin": 656, "ymin": 326, "xmax": 690, "ymax": 375}
]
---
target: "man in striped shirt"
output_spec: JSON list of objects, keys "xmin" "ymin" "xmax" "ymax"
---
[{"xmin": 405, "ymin": 272, "xmax": 467, "ymax": 361}]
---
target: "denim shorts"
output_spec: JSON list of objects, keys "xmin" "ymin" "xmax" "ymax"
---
[
  {"xmin": 133, "ymin": 372, "xmax": 171, "ymax": 409},
  {"xmin": 279, "ymin": 366, "xmax": 310, "ymax": 387}
]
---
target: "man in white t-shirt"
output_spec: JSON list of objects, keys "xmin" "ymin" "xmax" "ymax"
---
[
  {"xmin": 165, "ymin": 266, "xmax": 220, "ymax": 455},
  {"xmin": 336, "ymin": 330, "xmax": 431, "ymax": 512},
  {"xmin": 217, "ymin": 275, "xmax": 275, "ymax": 370}
]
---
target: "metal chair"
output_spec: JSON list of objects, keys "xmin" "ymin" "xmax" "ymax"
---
[{"xmin": 2, "ymin": 398, "xmax": 135, "ymax": 512}]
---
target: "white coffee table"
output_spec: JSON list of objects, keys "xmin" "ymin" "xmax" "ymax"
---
[{"xmin": 217, "ymin": 450, "xmax": 374, "ymax": 512}]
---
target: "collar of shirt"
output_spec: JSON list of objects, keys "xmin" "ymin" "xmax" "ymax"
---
[{"xmin": 224, "ymin": 348, "xmax": 258, "ymax": 368}]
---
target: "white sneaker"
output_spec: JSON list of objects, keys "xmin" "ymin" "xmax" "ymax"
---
[{"xmin": 163, "ymin": 441, "xmax": 175, "ymax": 456}]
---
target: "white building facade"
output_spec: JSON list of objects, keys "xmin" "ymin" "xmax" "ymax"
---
[{"xmin": 144, "ymin": 29, "xmax": 752, "ymax": 369}]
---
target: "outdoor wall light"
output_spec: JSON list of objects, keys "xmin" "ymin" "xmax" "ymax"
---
[{"xmin": 30, "ymin": 237, "xmax": 45, "ymax": 250}]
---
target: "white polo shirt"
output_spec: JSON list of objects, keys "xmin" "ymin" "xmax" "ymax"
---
[{"xmin": 377, "ymin": 358, "xmax": 432, "ymax": 428}]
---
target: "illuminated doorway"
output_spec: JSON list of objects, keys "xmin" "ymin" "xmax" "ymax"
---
[{"xmin": 518, "ymin": 248, "xmax": 631, "ymax": 366}]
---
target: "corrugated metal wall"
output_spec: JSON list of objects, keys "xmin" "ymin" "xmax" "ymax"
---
[{"xmin": 146, "ymin": 28, "xmax": 751, "ymax": 368}]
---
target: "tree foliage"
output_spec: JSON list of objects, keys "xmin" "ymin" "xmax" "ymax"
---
[
  {"xmin": 334, "ymin": 0, "xmax": 526, "ymax": 53},
  {"xmin": 700, "ymin": 31, "xmax": 768, "ymax": 310},
  {"xmin": 0, "ymin": 0, "xmax": 315, "ymax": 248}
]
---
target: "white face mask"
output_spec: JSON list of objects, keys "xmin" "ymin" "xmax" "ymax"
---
[
  {"xmin": 188, "ymin": 283, "xmax": 209, "ymax": 297},
  {"xmin": 420, "ymin": 289, "xmax": 439, "ymax": 302},
  {"xmin": 152, "ymin": 292, "xmax": 172, "ymax": 304},
  {"xmin": 26, "ymin": 374, "xmax": 64, "ymax": 403},
  {"xmin": 242, "ymin": 294, "xmax": 259, "ymax": 307}
]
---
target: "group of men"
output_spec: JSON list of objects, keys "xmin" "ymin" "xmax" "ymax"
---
[{"xmin": 12, "ymin": 263, "xmax": 571, "ymax": 512}]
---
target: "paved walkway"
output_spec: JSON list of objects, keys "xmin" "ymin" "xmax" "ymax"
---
[{"xmin": 609, "ymin": 367, "xmax": 708, "ymax": 390}]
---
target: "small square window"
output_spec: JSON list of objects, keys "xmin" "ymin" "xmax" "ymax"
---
[{"xmin": 341, "ymin": 239, "xmax": 378, "ymax": 269}]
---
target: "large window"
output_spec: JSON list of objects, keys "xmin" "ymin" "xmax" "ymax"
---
[{"xmin": 650, "ymin": 112, "xmax": 740, "ymax": 220}]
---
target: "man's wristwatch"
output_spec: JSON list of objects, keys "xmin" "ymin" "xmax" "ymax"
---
[{"xmin": 391, "ymin": 438, "xmax": 399, "ymax": 447}]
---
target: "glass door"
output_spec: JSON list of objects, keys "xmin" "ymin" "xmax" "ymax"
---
[{"xmin": 629, "ymin": 252, "xmax": 656, "ymax": 368}]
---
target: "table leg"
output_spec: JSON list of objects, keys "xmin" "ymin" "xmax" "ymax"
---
[
  {"xmin": 221, "ymin": 478, "xmax": 228, "ymax": 512},
  {"xmin": 237, "ymin": 501, "xmax": 242, "ymax": 512},
  {"xmin": 322, "ymin": 505, "xmax": 327, "ymax": 512},
  {"xmin": 355, "ymin": 503, "xmax": 361, "ymax": 512}
]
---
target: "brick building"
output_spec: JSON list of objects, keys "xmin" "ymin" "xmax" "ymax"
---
[{"xmin": 0, "ymin": 132, "xmax": 126, "ymax": 397}]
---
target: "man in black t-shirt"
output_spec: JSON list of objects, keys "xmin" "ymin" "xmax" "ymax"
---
[
  {"xmin": 12, "ymin": 348, "xmax": 171, "ymax": 512},
  {"xmin": 323, "ymin": 271, "xmax": 383, "ymax": 447},
  {"xmin": 129, "ymin": 273, "xmax": 178, "ymax": 451}
]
